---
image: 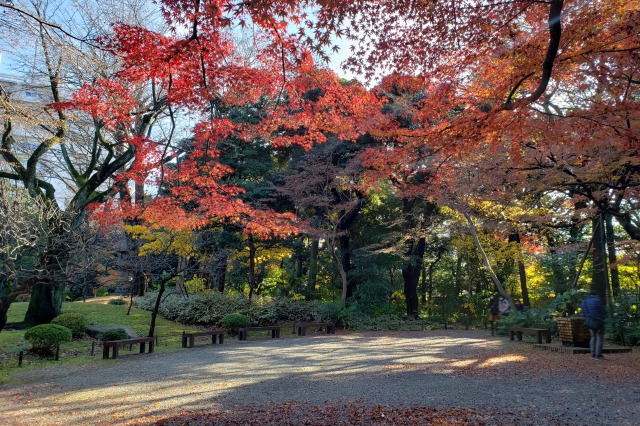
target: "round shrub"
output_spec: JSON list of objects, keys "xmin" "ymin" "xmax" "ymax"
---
[
  {"xmin": 24, "ymin": 324, "xmax": 72, "ymax": 355},
  {"xmin": 51, "ymin": 313, "xmax": 88, "ymax": 339},
  {"xmin": 102, "ymin": 328, "xmax": 129, "ymax": 341},
  {"xmin": 221, "ymin": 313, "xmax": 249, "ymax": 335},
  {"xmin": 108, "ymin": 298, "xmax": 126, "ymax": 306}
]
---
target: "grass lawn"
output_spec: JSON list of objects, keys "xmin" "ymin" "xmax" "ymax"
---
[{"xmin": 0, "ymin": 297, "xmax": 202, "ymax": 383}]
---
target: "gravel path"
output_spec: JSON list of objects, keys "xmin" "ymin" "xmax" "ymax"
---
[{"xmin": 1, "ymin": 329, "xmax": 638, "ymax": 425}]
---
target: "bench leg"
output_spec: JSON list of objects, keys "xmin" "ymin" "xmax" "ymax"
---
[
  {"xmin": 103, "ymin": 345, "xmax": 110, "ymax": 359},
  {"xmin": 297, "ymin": 326, "xmax": 305, "ymax": 336},
  {"xmin": 276, "ymin": 328, "xmax": 280, "ymax": 338},
  {"xmin": 149, "ymin": 340, "xmax": 154, "ymax": 353},
  {"xmin": 113, "ymin": 345, "xmax": 119, "ymax": 359},
  {"xmin": 238, "ymin": 330, "xmax": 245, "ymax": 340},
  {"xmin": 545, "ymin": 330, "xmax": 551, "ymax": 344},
  {"xmin": 140, "ymin": 342, "xmax": 146, "ymax": 353},
  {"xmin": 536, "ymin": 331, "xmax": 543, "ymax": 344},
  {"xmin": 218, "ymin": 334, "xmax": 224, "ymax": 344},
  {"xmin": 509, "ymin": 331, "xmax": 515, "ymax": 341}
]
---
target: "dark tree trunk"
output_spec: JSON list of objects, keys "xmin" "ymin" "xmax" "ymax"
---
[
  {"xmin": 148, "ymin": 276, "xmax": 169, "ymax": 338},
  {"xmin": 402, "ymin": 237, "xmax": 426, "ymax": 318},
  {"xmin": 133, "ymin": 269, "xmax": 148, "ymax": 297},
  {"xmin": 24, "ymin": 243, "xmax": 66, "ymax": 325},
  {"xmin": 420, "ymin": 266, "xmax": 427, "ymax": 306},
  {"xmin": 341, "ymin": 234, "xmax": 357, "ymax": 300},
  {"xmin": 605, "ymin": 213, "xmax": 620, "ymax": 298},
  {"xmin": 591, "ymin": 214, "xmax": 609, "ymax": 299},
  {"xmin": 214, "ymin": 251, "xmax": 228, "ymax": 293},
  {"xmin": 295, "ymin": 252, "xmax": 303, "ymax": 278},
  {"xmin": 24, "ymin": 279, "xmax": 62, "ymax": 325},
  {"xmin": 0, "ymin": 288, "xmax": 20, "ymax": 331},
  {"xmin": 509, "ymin": 232, "xmax": 531, "ymax": 307}
]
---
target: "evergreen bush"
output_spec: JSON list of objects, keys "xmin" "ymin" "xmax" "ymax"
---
[
  {"xmin": 220, "ymin": 313, "xmax": 249, "ymax": 335},
  {"xmin": 102, "ymin": 328, "xmax": 129, "ymax": 341},
  {"xmin": 108, "ymin": 298, "xmax": 126, "ymax": 305},
  {"xmin": 24, "ymin": 324, "xmax": 72, "ymax": 355},
  {"xmin": 133, "ymin": 292, "xmax": 320, "ymax": 325},
  {"xmin": 495, "ymin": 308, "xmax": 555, "ymax": 336},
  {"xmin": 51, "ymin": 313, "xmax": 88, "ymax": 339}
]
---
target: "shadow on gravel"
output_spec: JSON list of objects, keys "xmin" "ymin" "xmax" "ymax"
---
[{"xmin": 1, "ymin": 331, "xmax": 638, "ymax": 426}]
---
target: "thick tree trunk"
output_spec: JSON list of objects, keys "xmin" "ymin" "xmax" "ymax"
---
[
  {"xmin": 214, "ymin": 251, "xmax": 228, "ymax": 293},
  {"xmin": 341, "ymin": 234, "xmax": 358, "ymax": 300},
  {"xmin": 509, "ymin": 232, "xmax": 530, "ymax": 307},
  {"xmin": 402, "ymin": 237, "xmax": 425, "ymax": 318},
  {"xmin": 591, "ymin": 214, "xmax": 609, "ymax": 299},
  {"xmin": 24, "ymin": 242, "xmax": 66, "ymax": 325},
  {"xmin": 605, "ymin": 213, "xmax": 620, "ymax": 298},
  {"xmin": 24, "ymin": 280, "xmax": 62, "ymax": 325},
  {"xmin": 403, "ymin": 263, "xmax": 421, "ymax": 317}
]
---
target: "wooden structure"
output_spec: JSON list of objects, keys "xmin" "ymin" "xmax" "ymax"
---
[
  {"xmin": 103, "ymin": 337, "xmax": 154, "ymax": 359},
  {"xmin": 237, "ymin": 326, "xmax": 281, "ymax": 341},
  {"xmin": 181, "ymin": 330, "xmax": 225, "ymax": 348},
  {"xmin": 509, "ymin": 327, "xmax": 552, "ymax": 344},
  {"xmin": 295, "ymin": 322, "xmax": 336, "ymax": 336}
]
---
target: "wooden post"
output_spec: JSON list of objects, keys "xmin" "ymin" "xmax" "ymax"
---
[
  {"xmin": 18, "ymin": 351, "xmax": 23, "ymax": 367},
  {"xmin": 91, "ymin": 341, "xmax": 96, "ymax": 356},
  {"xmin": 55, "ymin": 346, "xmax": 60, "ymax": 361}
]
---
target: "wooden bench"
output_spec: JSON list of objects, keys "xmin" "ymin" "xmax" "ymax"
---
[
  {"xmin": 182, "ymin": 330, "xmax": 225, "ymax": 348},
  {"xmin": 103, "ymin": 337, "xmax": 154, "ymax": 359},
  {"xmin": 295, "ymin": 322, "xmax": 336, "ymax": 336},
  {"xmin": 509, "ymin": 327, "xmax": 552, "ymax": 344},
  {"xmin": 238, "ymin": 326, "xmax": 280, "ymax": 341}
]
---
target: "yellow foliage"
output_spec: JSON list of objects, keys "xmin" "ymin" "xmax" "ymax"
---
[{"xmin": 124, "ymin": 225, "xmax": 196, "ymax": 258}]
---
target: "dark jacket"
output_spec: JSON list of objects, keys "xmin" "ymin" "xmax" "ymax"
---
[{"xmin": 580, "ymin": 295, "xmax": 606, "ymax": 323}]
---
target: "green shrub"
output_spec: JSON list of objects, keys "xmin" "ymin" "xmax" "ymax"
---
[
  {"xmin": 495, "ymin": 308, "xmax": 555, "ymax": 336},
  {"xmin": 607, "ymin": 293, "xmax": 640, "ymax": 346},
  {"xmin": 51, "ymin": 313, "xmax": 88, "ymax": 339},
  {"xmin": 133, "ymin": 292, "xmax": 320, "ymax": 326},
  {"xmin": 24, "ymin": 324, "xmax": 72, "ymax": 355},
  {"xmin": 102, "ymin": 328, "xmax": 130, "ymax": 341},
  {"xmin": 221, "ymin": 313, "xmax": 249, "ymax": 335},
  {"xmin": 316, "ymin": 302, "xmax": 343, "ymax": 324},
  {"xmin": 627, "ymin": 326, "xmax": 640, "ymax": 347},
  {"xmin": 108, "ymin": 298, "xmax": 126, "ymax": 306}
]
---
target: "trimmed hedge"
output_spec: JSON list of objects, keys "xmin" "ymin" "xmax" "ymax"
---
[
  {"xmin": 51, "ymin": 313, "xmax": 88, "ymax": 339},
  {"xmin": 24, "ymin": 324, "xmax": 72, "ymax": 355},
  {"xmin": 102, "ymin": 328, "xmax": 129, "ymax": 341},
  {"xmin": 221, "ymin": 313, "xmax": 249, "ymax": 334}
]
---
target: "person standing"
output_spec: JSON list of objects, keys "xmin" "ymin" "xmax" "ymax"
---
[
  {"xmin": 488, "ymin": 295, "xmax": 501, "ymax": 336},
  {"xmin": 580, "ymin": 290, "xmax": 607, "ymax": 360}
]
